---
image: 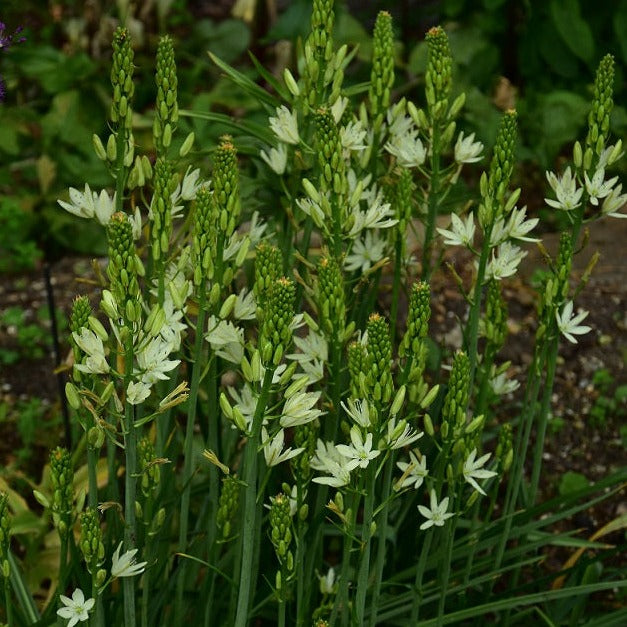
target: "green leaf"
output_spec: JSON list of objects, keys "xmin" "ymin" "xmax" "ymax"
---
[
  {"xmin": 209, "ymin": 52, "xmax": 279, "ymax": 110},
  {"xmin": 195, "ymin": 19, "xmax": 251, "ymax": 64},
  {"xmin": 180, "ymin": 109, "xmax": 275, "ymax": 145},
  {"xmin": 559, "ymin": 471, "xmax": 590, "ymax": 495},
  {"xmin": 549, "ymin": 0, "xmax": 594, "ymax": 63}
]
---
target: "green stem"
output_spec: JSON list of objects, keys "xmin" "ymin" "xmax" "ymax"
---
[
  {"xmin": 389, "ymin": 234, "xmax": 404, "ymax": 346},
  {"xmin": 529, "ymin": 338, "xmax": 559, "ymax": 506},
  {"xmin": 421, "ymin": 127, "xmax": 441, "ymax": 282},
  {"xmin": 123, "ymin": 333, "xmax": 138, "ymax": 627},
  {"xmin": 409, "ymin": 527, "xmax": 433, "ymax": 623},
  {"xmin": 369, "ymin": 454, "xmax": 394, "ymax": 626},
  {"xmin": 87, "ymin": 445, "xmax": 99, "ymax": 510},
  {"xmin": 4, "ymin": 577, "xmax": 13, "ymax": 627},
  {"xmin": 56, "ymin": 534, "xmax": 68, "ymax": 627},
  {"xmin": 233, "ymin": 367, "xmax": 275, "ymax": 627},
  {"xmin": 465, "ymin": 229, "xmax": 492, "ymax": 398},
  {"xmin": 175, "ymin": 290, "xmax": 207, "ymax": 624},
  {"xmin": 295, "ymin": 480, "xmax": 307, "ymax": 627},
  {"xmin": 330, "ymin": 488, "xmax": 361, "ymax": 627},
  {"xmin": 436, "ymin": 504, "xmax": 458, "ymax": 627},
  {"xmin": 114, "ymin": 127, "xmax": 127, "ymax": 214},
  {"xmin": 355, "ymin": 463, "xmax": 376, "ymax": 625}
]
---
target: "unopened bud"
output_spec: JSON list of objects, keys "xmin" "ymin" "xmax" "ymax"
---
[
  {"xmin": 179, "ymin": 131, "xmax": 195, "ymax": 157},
  {"xmin": 390, "ymin": 385, "xmax": 406, "ymax": 415},
  {"xmin": 106, "ymin": 134, "xmax": 117, "ymax": 161},
  {"xmin": 285, "ymin": 375, "xmax": 310, "ymax": 399},
  {"xmin": 65, "ymin": 382, "xmax": 81, "ymax": 410},
  {"xmin": 420, "ymin": 385, "xmax": 439, "ymax": 409},
  {"xmin": 283, "ymin": 68, "xmax": 300, "ymax": 97},
  {"xmin": 93, "ymin": 134, "xmax": 107, "ymax": 160},
  {"xmin": 219, "ymin": 294, "xmax": 237, "ymax": 319},
  {"xmin": 573, "ymin": 141, "xmax": 583, "ymax": 168}
]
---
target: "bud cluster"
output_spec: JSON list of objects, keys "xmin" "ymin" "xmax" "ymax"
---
[
  {"xmin": 254, "ymin": 243, "xmax": 283, "ymax": 315},
  {"xmin": 369, "ymin": 11, "xmax": 394, "ymax": 130},
  {"xmin": 259, "ymin": 278, "xmax": 296, "ymax": 366},
  {"xmin": 212, "ymin": 136, "xmax": 241, "ymax": 242},
  {"xmin": 399, "ymin": 282, "xmax": 431, "ymax": 358},
  {"xmin": 269, "ymin": 492, "xmax": 294, "ymax": 596},
  {"xmin": 484, "ymin": 280, "xmax": 507, "ymax": 350},
  {"xmin": 50, "ymin": 447, "xmax": 74, "ymax": 537},
  {"xmin": 138, "ymin": 437, "xmax": 161, "ymax": 497},
  {"xmin": 154, "ymin": 35, "xmax": 178, "ymax": 154},
  {"xmin": 192, "ymin": 186, "xmax": 216, "ymax": 286},
  {"xmin": 484, "ymin": 110, "xmax": 518, "ymax": 210},
  {"xmin": 303, "ymin": 0, "xmax": 336, "ymax": 105},
  {"xmin": 441, "ymin": 351, "xmax": 470, "ymax": 441},
  {"xmin": 425, "ymin": 26, "xmax": 452, "ymax": 119},
  {"xmin": 365, "ymin": 313, "xmax": 393, "ymax": 405},
  {"xmin": 585, "ymin": 54, "xmax": 614, "ymax": 158},
  {"xmin": 106, "ymin": 212, "xmax": 142, "ymax": 324},
  {"xmin": 347, "ymin": 340, "xmax": 367, "ymax": 398},
  {"xmin": 79, "ymin": 507, "xmax": 105, "ymax": 576},
  {"xmin": 316, "ymin": 255, "xmax": 346, "ymax": 339},
  {"xmin": 216, "ymin": 474, "xmax": 240, "ymax": 540},
  {"xmin": 495, "ymin": 423, "xmax": 513, "ymax": 474},
  {"xmin": 291, "ymin": 421, "xmax": 319, "ymax": 481},
  {"xmin": 151, "ymin": 158, "xmax": 177, "ymax": 263}
]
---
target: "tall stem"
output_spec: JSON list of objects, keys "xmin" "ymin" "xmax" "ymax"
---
[
  {"xmin": 174, "ymin": 290, "xmax": 207, "ymax": 624},
  {"xmin": 122, "ymin": 333, "xmax": 138, "ymax": 627},
  {"xmin": 421, "ymin": 127, "xmax": 441, "ymax": 281},
  {"xmin": 409, "ymin": 527, "xmax": 433, "ymax": 623},
  {"xmin": 355, "ymin": 463, "xmax": 376, "ymax": 625},
  {"xmin": 369, "ymin": 454, "xmax": 394, "ymax": 626},
  {"xmin": 233, "ymin": 367, "xmax": 275, "ymax": 627}
]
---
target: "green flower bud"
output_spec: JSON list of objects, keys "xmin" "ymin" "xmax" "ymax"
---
[
  {"xmin": 425, "ymin": 26, "xmax": 452, "ymax": 119},
  {"xmin": 179, "ymin": 131, "xmax": 195, "ymax": 157},
  {"xmin": 366, "ymin": 313, "xmax": 393, "ymax": 405},
  {"xmin": 347, "ymin": 341, "xmax": 367, "ymax": 399},
  {"xmin": 217, "ymin": 474, "xmax": 240, "ymax": 540},
  {"xmin": 138, "ymin": 437, "xmax": 160, "ymax": 497},
  {"xmin": 399, "ymin": 281, "xmax": 431, "ymax": 358},
  {"xmin": 80, "ymin": 507, "xmax": 104, "ymax": 576},
  {"xmin": 260, "ymin": 278, "xmax": 296, "ymax": 365},
  {"xmin": 484, "ymin": 280, "xmax": 508, "ymax": 350},
  {"xmin": 369, "ymin": 11, "xmax": 395, "ymax": 130},
  {"xmin": 441, "ymin": 351, "xmax": 470, "ymax": 441},
  {"xmin": 485, "ymin": 110, "xmax": 518, "ymax": 211},
  {"xmin": 586, "ymin": 54, "xmax": 614, "ymax": 158},
  {"xmin": 154, "ymin": 35, "xmax": 178, "ymax": 156},
  {"xmin": 316, "ymin": 254, "xmax": 346, "ymax": 338},
  {"xmin": 50, "ymin": 447, "xmax": 74, "ymax": 537},
  {"xmin": 65, "ymin": 382, "xmax": 81, "ymax": 410},
  {"xmin": 291, "ymin": 420, "xmax": 319, "ymax": 481}
]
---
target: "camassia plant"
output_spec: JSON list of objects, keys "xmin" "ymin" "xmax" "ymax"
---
[{"xmin": 2, "ymin": 3, "xmax": 627, "ymax": 626}]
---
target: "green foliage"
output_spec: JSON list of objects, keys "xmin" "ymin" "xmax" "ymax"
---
[{"xmin": 0, "ymin": 200, "xmax": 41, "ymax": 274}]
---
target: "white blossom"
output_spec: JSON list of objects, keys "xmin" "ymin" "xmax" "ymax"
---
[
  {"xmin": 205, "ymin": 316, "xmax": 245, "ymax": 363},
  {"xmin": 555, "ymin": 301, "xmax": 592, "ymax": 344},
  {"xmin": 437, "ymin": 213, "xmax": 476, "ymax": 248},
  {"xmin": 261, "ymin": 427, "xmax": 304, "ymax": 467},
  {"xmin": 344, "ymin": 231, "xmax": 386, "ymax": 273},
  {"xmin": 233, "ymin": 289, "xmax": 257, "ymax": 320},
  {"xmin": 601, "ymin": 183, "xmax": 627, "ymax": 218},
  {"xmin": 269, "ymin": 105, "xmax": 300, "ymax": 145},
  {"xmin": 418, "ymin": 490, "xmax": 454, "ymax": 530},
  {"xmin": 135, "ymin": 336, "xmax": 179, "ymax": 384},
  {"xmin": 485, "ymin": 241, "xmax": 527, "ymax": 280},
  {"xmin": 545, "ymin": 167, "xmax": 583, "ymax": 211},
  {"xmin": 336, "ymin": 425, "xmax": 381, "ymax": 470},
  {"xmin": 488, "ymin": 371, "xmax": 519, "ymax": 396},
  {"xmin": 349, "ymin": 191, "xmax": 397, "ymax": 236},
  {"xmin": 331, "ymin": 96, "xmax": 349, "ymax": 124},
  {"xmin": 340, "ymin": 398, "xmax": 372, "ymax": 429},
  {"xmin": 463, "ymin": 449, "xmax": 497, "ymax": 495},
  {"xmin": 58, "ymin": 184, "xmax": 116, "ymax": 225},
  {"xmin": 311, "ymin": 440, "xmax": 353, "ymax": 487},
  {"xmin": 396, "ymin": 450, "xmax": 428, "ymax": 490},
  {"xmin": 318, "ymin": 567, "xmax": 337, "ymax": 595},
  {"xmin": 280, "ymin": 390, "xmax": 323, "ymax": 428},
  {"xmin": 454, "ymin": 131, "xmax": 484, "ymax": 164},
  {"xmin": 127, "ymin": 380, "xmax": 151, "ymax": 405},
  {"xmin": 385, "ymin": 417, "xmax": 422, "ymax": 450},
  {"xmin": 584, "ymin": 167, "xmax": 618, "ymax": 206},
  {"xmin": 260, "ymin": 143, "xmax": 288, "ymax": 175},
  {"xmin": 111, "ymin": 542, "xmax": 147, "ymax": 578},
  {"xmin": 340, "ymin": 120, "xmax": 367, "ymax": 153},
  {"xmin": 57, "ymin": 588, "xmax": 94, "ymax": 627},
  {"xmin": 72, "ymin": 328, "xmax": 109, "ymax": 375},
  {"xmin": 384, "ymin": 132, "xmax": 426, "ymax": 168},
  {"xmin": 170, "ymin": 167, "xmax": 201, "ymax": 205}
]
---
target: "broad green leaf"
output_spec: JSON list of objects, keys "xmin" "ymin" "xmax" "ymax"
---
[
  {"xmin": 550, "ymin": 0, "xmax": 594, "ymax": 63},
  {"xmin": 559, "ymin": 471, "xmax": 590, "ymax": 495},
  {"xmin": 194, "ymin": 19, "xmax": 250, "ymax": 64}
]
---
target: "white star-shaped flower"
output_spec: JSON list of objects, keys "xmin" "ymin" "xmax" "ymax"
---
[
  {"xmin": 336, "ymin": 425, "xmax": 381, "ymax": 470},
  {"xmin": 57, "ymin": 588, "xmax": 95, "ymax": 627},
  {"xmin": 463, "ymin": 449, "xmax": 497, "ymax": 495},
  {"xmin": 545, "ymin": 167, "xmax": 583, "ymax": 211},
  {"xmin": 418, "ymin": 490, "xmax": 454, "ymax": 530},
  {"xmin": 261, "ymin": 427, "xmax": 304, "ymax": 467},
  {"xmin": 269, "ymin": 105, "xmax": 300, "ymax": 145},
  {"xmin": 111, "ymin": 542, "xmax": 147, "ymax": 578},
  {"xmin": 260, "ymin": 143, "xmax": 288, "ymax": 175},
  {"xmin": 601, "ymin": 183, "xmax": 627, "ymax": 218},
  {"xmin": 584, "ymin": 167, "xmax": 618, "ymax": 206},
  {"xmin": 396, "ymin": 450, "xmax": 428, "ymax": 490},
  {"xmin": 454, "ymin": 131, "xmax": 484, "ymax": 164},
  {"xmin": 437, "ymin": 213, "xmax": 475, "ymax": 248},
  {"xmin": 555, "ymin": 301, "xmax": 592, "ymax": 344}
]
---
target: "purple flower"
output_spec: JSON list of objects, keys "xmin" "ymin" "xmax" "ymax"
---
[{"xmin": 0, "ymin": 21, "xmax": 26, "ymax": 50}]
